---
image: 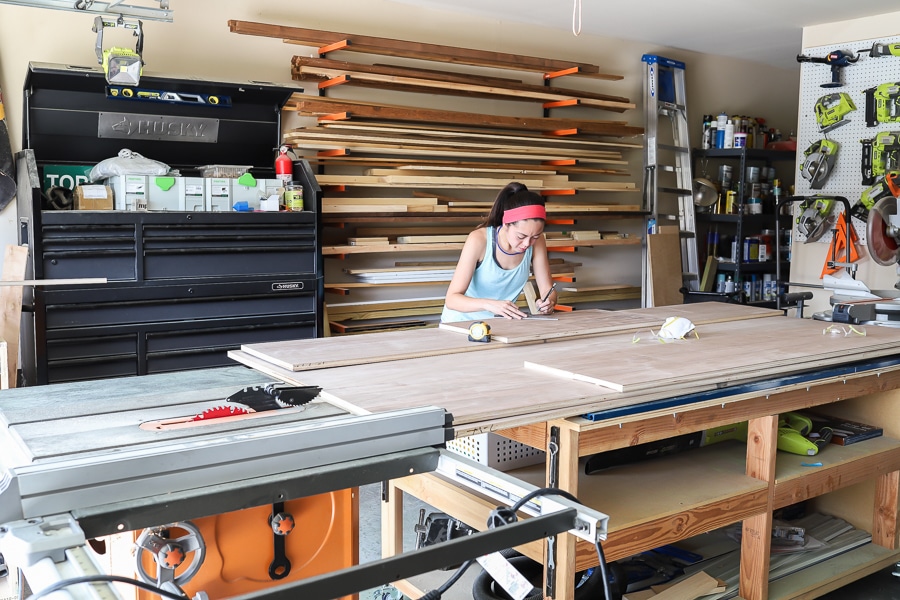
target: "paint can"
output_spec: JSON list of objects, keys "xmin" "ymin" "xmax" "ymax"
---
[{"xmin": 284, "ymin": 182, "xmax": 304, "ymax": 211}]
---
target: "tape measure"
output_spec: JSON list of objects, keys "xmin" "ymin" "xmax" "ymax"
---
[{"xmin": 467, "ymin": 321, "xmax": 491, "ymax": 343}]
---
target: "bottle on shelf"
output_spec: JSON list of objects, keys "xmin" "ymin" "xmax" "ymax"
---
[
  {"xmin": 716, "ymin": 111, "xmax": 728, "ymax": 148},
  {"xmin": 723, "ymin": 120, "xmax": 735, "ymax": 149}
]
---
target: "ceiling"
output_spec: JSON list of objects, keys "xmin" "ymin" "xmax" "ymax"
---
[{"xmin": 391, "ymin": 0, "xmax": 900, "ymax": 70}]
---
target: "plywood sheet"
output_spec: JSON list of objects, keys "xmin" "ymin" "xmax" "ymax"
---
[
  {"xmin": 229, "ymin": 316, "xmax": 900, "ymax": 432},
  {"xmin": 439, "ymin": 309, "xmax": 653, "ymax": 343},
  {"xmin": 242, "ymin": 305, "xmax": 783, "ymax": 375},
  {"xmin": 647, "ymin": 233, "xmax": 683, "ymax": 307},
  {"xmin": 624, "ymin": 303, "xmax": 780, "ymax": 324},
  {"xmin": 522, "ymin": 317, "xmax": 900, "ymax": 394}
]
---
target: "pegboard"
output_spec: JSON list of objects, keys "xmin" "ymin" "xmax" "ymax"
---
[{"xmin": 795, "ymin": 34, "xmax": 900, "ymax": 246}]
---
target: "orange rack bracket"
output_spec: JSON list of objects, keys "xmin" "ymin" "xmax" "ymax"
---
[
  {"xmin": 543, "ymin": 99, "xmax": 580, "ymax": 110},
  {"xmin": 544, "ymin": 66, "xmax": 581, "ymax": 80},
  {"xmin": 318, "ymin": 39, "xmax": 350, "ymax": 55},
  {"xmin": 319, "ymin": 75, "xmax": 350, "ymax": 90},
  {"xmin": 319, "ymin": 112, "xmax": 350, "ymax": 122}
]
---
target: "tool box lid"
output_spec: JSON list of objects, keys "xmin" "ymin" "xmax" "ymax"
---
[{"xmin": 23, "ymin": 62, "xmax": 304, "ymax": 174}]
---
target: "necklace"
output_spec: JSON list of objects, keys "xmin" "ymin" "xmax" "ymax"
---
[{"xmin": 495, "ymin": 227, "xmax": 524, "ymax": 256}]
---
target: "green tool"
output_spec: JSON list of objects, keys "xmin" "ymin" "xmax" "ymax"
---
[
  {"xmin": 815, "ymin": 92, "xmax": 856, "ymax": 133},
  {"xmin": 796, "ymin": 196, "xmax": 835, "ymax": 243},
  {"xmin": 864, "ymin": 82, "xmax": 900, "ymax": 127}
]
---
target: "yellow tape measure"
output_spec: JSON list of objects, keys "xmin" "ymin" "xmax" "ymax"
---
[{"xmin": 467, "ymin": 321, "xmax": 491, "ymax": 343}]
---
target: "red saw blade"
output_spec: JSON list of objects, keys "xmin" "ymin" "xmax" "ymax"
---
[
  {"xmin": 867, "ymin": 196, "xmax": 900, "ymax": 266},
  {"xmin": 192, "ymin": 405, "xmax": 253, "ymax": 421}
]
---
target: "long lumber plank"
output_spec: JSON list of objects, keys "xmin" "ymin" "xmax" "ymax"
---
[
  {"xmin": 284, "ymin": 137, "xmax": 629, "ymax": 165},
  {"xmin": 292, "ymin": 64, "xmax": 634, "ymax": 111},
  {"xmin": 317, "ymin": 121, "xmax": 643, "ymax": 150},
  {"xmin": 285, "ymin": 95, "xmax": 644, "ymax": 138},
  {"xmin": 228, "ymin": 20, "xmax": 622, "ymax": 79},
  {"xmin": 292, "ymin": 57, "xmax": 633, "ymax": 111},
  {"xmin": 304, "ymin": 156, "xmax": 631, "ymax": 176},
  {"xmin": 286, "ymin": 128, "xmax": 623, "ymax": 159}
]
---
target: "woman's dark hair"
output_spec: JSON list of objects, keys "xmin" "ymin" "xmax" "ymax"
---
[{"xmin": 483, "ymin": 182, "xmax": 546, "ymax": 227}]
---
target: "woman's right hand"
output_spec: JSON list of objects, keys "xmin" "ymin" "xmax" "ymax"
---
[{"xmin": 486, "ymin": 299, "xmax": 528, "ymax": 319}]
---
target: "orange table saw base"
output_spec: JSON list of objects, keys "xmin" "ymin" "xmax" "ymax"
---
[{"xmin": 126, "ymin": 488, "xmax": 358, "ymax": 600}]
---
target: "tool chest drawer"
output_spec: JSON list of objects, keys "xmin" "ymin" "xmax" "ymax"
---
[{"xmin": 44, "ymin": 314, "xmax": 317, "ymax": 383}]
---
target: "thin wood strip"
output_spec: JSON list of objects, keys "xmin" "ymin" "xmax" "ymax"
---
[
  {"xmin": 0, "ymin": 246, "xmax": 27, "ymax": 389},
  {"xmin": 288, "ymin": 127, "xmax": 623, "ymax": 158},
  {"xmin": 285, "ymin": 136, "xmax": 629, "ymax": 165},
  {"xmin": 317, "ymin": 121, "xmax": 643, "ymax": 150},
  {"xmin": 303, "ymin": 156, "xmax": 632, "ymax": 176},
  {"xmin": 229, "ymin": 20, "xmax": 623, "ymax": 79}
]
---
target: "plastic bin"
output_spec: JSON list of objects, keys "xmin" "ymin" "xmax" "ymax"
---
[
  {"xmin": 679, "ymin": 288, "xmax": 742, "ymax": 304},
  {"xmin": 446, "ymin": 433, "xmax": 545, "ymax": 471}
]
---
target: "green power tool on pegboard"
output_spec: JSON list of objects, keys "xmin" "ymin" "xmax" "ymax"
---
[
  {"xmin": 800, "ymin": 139, "xmax": 839, "ymax": 189},
  {"xmin": 814, "ymin": 92, "xmax": 856, "ymax": 132},
  {"xmin": 864, "ymin": 82, "xmax": 900, "ymax": 127},
  {"xmin": 861, "ymin": 131, "xmax": 900, "ymax": 185}
]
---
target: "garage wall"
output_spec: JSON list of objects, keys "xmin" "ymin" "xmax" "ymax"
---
[
  {"xmin": 0, "ymin": 0, "xmax": 801, "ymax": 279},
  {"xmin": 793, "ymin": 11, "xmax": 900, "ymax": 314}
]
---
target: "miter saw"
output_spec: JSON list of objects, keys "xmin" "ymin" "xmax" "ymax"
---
[{"xmin": 815, "ymin": 195, "xmax": 900, "ymax": 325}]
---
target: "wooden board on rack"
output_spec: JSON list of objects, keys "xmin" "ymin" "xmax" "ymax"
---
[
  {"xmin": 291, "ymin": 57, "xmax": 634, "ymax": 111},
  {"xmin": 286, "ymin": 95, "xmax": 645, "ymax": 138},
  {"xmin": 229, "ymin": 20, "xmax": 623, "ymax": 79}
]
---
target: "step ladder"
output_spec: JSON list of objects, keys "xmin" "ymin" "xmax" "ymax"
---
[{"xmin": 641, "ymin": 54, "xmax": 700, "ymax": 307}]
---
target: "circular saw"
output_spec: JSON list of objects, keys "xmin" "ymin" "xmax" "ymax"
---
[
  {"xmin": 797, "ymin": 196, "xmax": 836, "ymax": 243},
  {"xmin": 866, "ymin": 195, "xmax": 900, "ymax": 265},
  {"xmin": 800, "ymin": 139, "xmax": 839, "ymax": 189}
]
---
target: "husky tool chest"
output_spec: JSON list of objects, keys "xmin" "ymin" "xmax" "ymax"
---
[{"xmin": 17, "ymin": 62, "xmax": 322, "ymax": 385}]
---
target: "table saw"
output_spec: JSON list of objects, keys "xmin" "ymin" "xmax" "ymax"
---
[{"xmin": 0, "ymin": 365, "xmax": 608, "ymax": 600}]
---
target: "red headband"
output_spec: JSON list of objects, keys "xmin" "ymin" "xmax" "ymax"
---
[{"xmin": 502, "ymin": 204, "xmax": 546, "ymax": 224}]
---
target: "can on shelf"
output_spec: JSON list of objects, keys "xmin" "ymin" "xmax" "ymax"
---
[{"xmin": 284, "ymin": 182, "xmax": 304, "ymax": 212}]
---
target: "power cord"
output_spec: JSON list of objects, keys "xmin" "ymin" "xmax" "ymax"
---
[
  {"xmin": 421, "ymin": 487, "xmax": 612, "ymax": 600},
  {"xmin": 26, "ymin": 574, "xmax": 187, "ymax": 600}
]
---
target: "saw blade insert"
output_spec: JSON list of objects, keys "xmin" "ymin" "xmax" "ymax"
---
[{"xmin": 867, "ymin": 195, "xmax": 900, "ymax": 265}]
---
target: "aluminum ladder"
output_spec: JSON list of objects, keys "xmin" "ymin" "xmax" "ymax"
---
[{"xmin": 641, "ymin": 54, "xmax": 700, "ymax": 306}]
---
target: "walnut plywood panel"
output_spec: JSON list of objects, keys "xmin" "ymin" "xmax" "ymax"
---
[
  {"xmin": 647, "ymin": 233, "xmax": 683, "ymax": 307},
  {"xmin": 438, "ymin": 309, "xmax": 654, "ymax": 343},
  {"xmin": 231, "ymin": 314, "xmax": 900, "ymax": 432},
  {"xmin": 623, "ymin": 303, "xmax": 780, "ymax": 324},
  {"xmin": 521, "ymin": 317, "xmax": 900, "ymax": 393},
  {"xmin": 238, "ymin": 327, "xmax": 497, "ymax": 371}
]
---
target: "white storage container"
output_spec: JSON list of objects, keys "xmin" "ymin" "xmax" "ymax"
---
[
  {"xmin": 204, "ymin": 177, "xmax": 232, "ymax": 212},
  {"xmin": 106, "ymin": 174, "xmax": 148, "ymax": 211},
  {"xmin": 147, "ymin": 175, "xmax": 183, "ymax": 211},
  {"xmin": 446, "ymin": 433, "xmax": 545, "ymax": 471},
  {"xmin": 181, "ymin": 177, "xmax": 206, "ymax": 212},
  {"xmin": 231, "ymin": 176, "xmax": 282, "ymax": 211}
]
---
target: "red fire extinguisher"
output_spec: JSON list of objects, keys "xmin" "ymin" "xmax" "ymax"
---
[{"xmin": 275, "ymin": 145, "xmax": 293, "ymax": 186}]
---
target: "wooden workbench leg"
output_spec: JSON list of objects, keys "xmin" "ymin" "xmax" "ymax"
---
[
  {"xmin": 548, "ymin": 422, "xmax": 580, "ymax": 600},
  {"xmin": 739, "ymin": 415, "xmax": 777, "ymax": 600},
  {"xmin": 381, "ymin": 481, "xmax": 404, "ymax": 559},
  {"xmin": 873, "ymin": 470, "xmax": 900, "ymax": 548}
]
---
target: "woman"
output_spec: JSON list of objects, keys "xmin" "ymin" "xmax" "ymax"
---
[{"xmin": 441, "ymin": 182, "xmax": 557, "ymax": 323}]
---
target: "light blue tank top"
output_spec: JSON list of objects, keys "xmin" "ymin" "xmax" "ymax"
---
[{"xmin": 441, "ymin": 226, "xmax": 533, "ymax": 323}]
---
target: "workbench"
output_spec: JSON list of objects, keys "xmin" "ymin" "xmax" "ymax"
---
[{"xmin": 230, "ymin": 303, "xmax": 900, "ymax": 600}]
